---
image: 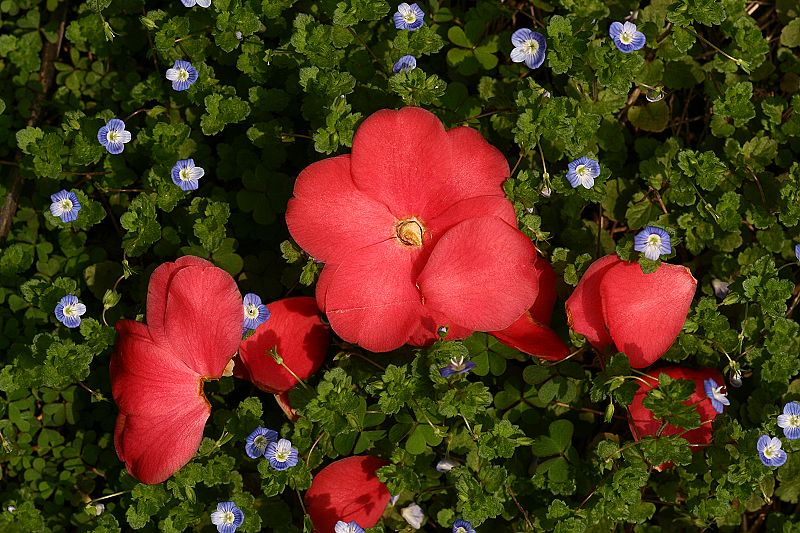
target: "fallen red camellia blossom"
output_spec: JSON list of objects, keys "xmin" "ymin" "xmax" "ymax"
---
[
  {"xmin": 565, "ymin": 254, "xmax": 697, "ymax": 368},
  {"xmin": 287, "ymin": 107, "xmax": 541, "ymax": 352},
  {"xmin": 304, "ymin": 455, "xmax": 390, "ymax": 532},
  {"xmin": 237, "ymin": 296, "xmax": 330, "ymax": 393},
  {"xmin": 628, "ymin": 366, "xmax": 724, "ymax": 451},
  {"xmin": 110, "ymin": 256, "xmax": 243, "ymax": 484}
]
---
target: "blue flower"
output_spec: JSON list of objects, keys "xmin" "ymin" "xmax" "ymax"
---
[
  {"xmin": 778, "ymin": 402, "xmax": 800, "ymax": 440},
  {"xmin": 566, "ymin": 157, "xmax": 600, "ymax": 189},
  {"xmin": 440, "ymin": 355, "xmax": 476, "ymax": 377},
  {"xmin": 245, "ymin": 427, "xmax": 279, "ymax": 458},
  {"xmin": 97, "ymin": 118, "xmax": 132, "ymax": 155},
  {"xmin": 266, "ymin": 438, "xmax": 299, "ymax": 471},
  {"xmin": 609, "ymin": 21, "xmax": 646, "ymax": 53},
  {"xmin": 757, "ymin": 435, "xmax": 787, "ymax": 467},
  {"xmin": 210, "ymin": 501, "xmax": 244, "ymax": 533},
  {"xmin": 393, "ymin": 54, "xmax": 417, "ymax": 73},
  {"xmin": 795, "ymin": 244, "xmax": 800, "ymax": 261},
  {"xmin": 453, "ymin": 519, "xmax": 476, "ymax": 533},
  {"xmin": 712, "ymin": 279, "xmax": 729, "ymax": 300},
  {"xmin": 703, "ymin": 378, "xmax": 730, "ymax": 414},
  {"xmin": 242, "ymin": 293, "xmax": 270, "ymax": 332},
  {"xmin": 49, "ymin": 190, "xmax": 81, "ymax": 223},
  {"xmin": 393, "ymin": 3, "xmax": 424, "ymax": 31},
  {"xmin": 165, "ymin": 59, "xmax": 199, "ymax": 91},
  {"xmin": 182, "ymin": 0, "xmax": 211, "ymax": 7},
  {"xmin": 510, "ymin": 29, "xmax": 547, "ymax": 69},
  {"xmin": 171, "ymin": 159, "xmax": 205, "ymax": 191},
  {"xmin": 55, "ymin": 295, "xmax": 87, "ymax": 328},
  {"xmin": 335, "ymin": 521, "xmax": 365, "ymax": 533},
  {"xmin": 401, "ymin": 503, "xmax": 425, "ymax": 529},
  {"xmin": 633, "ymin": 226, "xmax": 672, "ymax": 261}
]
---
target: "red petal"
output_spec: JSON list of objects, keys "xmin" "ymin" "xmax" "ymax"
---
[
  {"xmin": 315, "ymin": 264, "xmax": 335, "ymax": 313},
  {"xmin": 405, "ymin": 309, "xmax": 475, "ymax": 347},
  {"xmin": 238, "ymin": 297, "xmax": 330, "ymax": 393},
  {"xmin": 146, "ymin": 255, "xmax": 213, "ymax": 336},
  {"xmin": 418, "ymin": 217, "xmax": 538, "ymax": 331},
  {"xmin": 324, "ymin": 241, "xmax": 425, "ymax": 352},
  {"xmin": 564, "ymin": 255, "xmax": 620, "ymax": 351},
  {"xmin": 350, "ymin": 107, "xmax": 508, "ymax": 220},
  {"xmin": 531, "ymin": 255, "xmax": 557, "ymax": 325},
  {"xmin": 275, "ymin": 391, "xmax": 299, "ymax": 422},
  {"xmin": 305, "ymin": 456, "xmax": 390, "ymax": 532},
  {"xmin": 489, "ymin": 312, "xmax": 570, "ymax": 361},
  {"xmin": 161, "ymin": 263, "xmax": 244, "ymax": 376},
  {"xmin": 286, "ymin": 155, "xmax": 396, "ymax": 264},
  {"xmin": 600, "ymin": 261, "xmax": 697, "ymax": 368},
  {"xmin": 627, "ymin": 367, "xmax": 723, "ymax": 449}
]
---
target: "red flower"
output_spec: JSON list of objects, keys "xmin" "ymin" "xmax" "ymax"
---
[
  {"xmin": 237, "ymin": 297, "xmax": 330, "ymax": 393},
  {"xmin": 304, "ymin": 455, "xmax": 390, "ymax": 532},
  {"xmin": 565, "ymin": 254, "xmax": 696, "ymax": 368},
  {"xmin": 627, "ymin": 367, "xmax": 724, "ymax": 449},
  {"xmin": 110, "ymin": 256, "xmax": 243, "ymax": 484},
  {"xmin": 489, "ymin": 255, "xmax": 570, "ymax": 361},
  {"xmin": 287, "ymin": 107, "xmax": 541, "ymax": 352}
]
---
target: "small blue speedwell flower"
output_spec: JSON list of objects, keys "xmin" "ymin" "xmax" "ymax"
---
[
  {"xmin": 245, "ymin": 426, "xmax": 279, "ymax": 459},
  {"xmin": 55, "ymin": 295, "xmax": 87, "ymax": 328},
  {"xmin": 609, "ymin": 21, "xmax": 646, "ymax": 53},
  {"xmin": 243, "ymin": 293, "xmax": 270, "ymax": 332},
  {"xmin": 634, "ymin": 226, "xmax": 672, "ymax": 261},
  {"xmin": 335, "ymin": 521, "xmax": 365, "ymax": 533},
  {"xmin": 453, "ymin": 519, "xmax": 476, "ymax": 533},
  {"xmin": 778, "ymin": 402, "xmax": 800, "ymax": 440},
  {"xmin": 393, "ymin": 3, "xmax": 424, "ymax": 30},
  {"xmin": 210, "ymin": 501, "xmax": 244, "ymax": 533},
  {"xmin": 795, "ymin": 244, "xmax": 800, "ymax": 261},
  {"xmin": 165, "ymin": 60, "xmax": 199, "ymax": 91},
  {"xmin": 510, "ymin": 29, "xmax": 547, "ymax": 69},
  {"xmin": 703, "ymin": 378, "xmax": 730, "ymax": 414},
  {"xmin": 171, "ymin": 159, "xmax": 205, "ymax": 191},
  {"xmin": 393, "ymin": 55, "xmax": 417, "ymax": 73},
  {"xmin": 401, "ymin": 503, "xmax": 424, "ymax": 529},
  {"xmin": 266, "ymin": 438, "xmax": 299, "ymax": 471},
  {"xmin": 566, "ymin": 157, "xmax": 600, "ymax": 189},
  {"xmin": 757, "ymin": 435, "xmax": 787, "ymax": 467},
  {"xmin": 440, "ymin": 355, "xmax": 476, "ymax": 377},
  {"xmin": 182, "ymin": 0, "xmax": 211, "ymax": 7},
  {"xmin": 97, "ymin": 118, "xmax": 132, "ymax": 155},
  {"xmin": 49, "ymin": 190, "xmax": 81, "ymax": 223}
]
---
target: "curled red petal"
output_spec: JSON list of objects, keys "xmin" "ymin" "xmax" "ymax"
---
[
  {"xmin": 418, "ymin": 217, "xmax": 538, "ymax": 331},
  {"xmin": 564, "ymin": 254, "xmax": 620, "ymax": 351},
  {"xmin": 305, "ymin": 456, "xmax": 390, "ymax": 532},
  {"xmin": 627, "ymin": 367, "xmax": 723, "ymax": 450},
  {"xmin": 531, "ymin": 255, "xmax": 558, "ymax": 325},
  {"xmin": 275, "ymin": 391, "xmax": 299, "ymax": 422},
  {"xmin": 489, "ymin": 311, "xmax": 570, "ymax": 361},
  {"xmin": 146, "ymin": 255, "xmax": 212, "ymax": 338},
  {"xmin": 238, "ymin": 297, "xmax": 330, "ymax": 393},
  {"xmin": 600, "ymin": 261, "xmax": 697, "ymax": 368}
]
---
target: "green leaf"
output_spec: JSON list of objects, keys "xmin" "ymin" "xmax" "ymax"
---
[{"xmin": 627, "ymin": 101, "xmax": 670, "ymax": 133}]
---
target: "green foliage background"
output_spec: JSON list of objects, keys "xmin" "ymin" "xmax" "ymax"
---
[{"xmin": 1, "ymin": 0, "xmax": 800, "ymax": 531}]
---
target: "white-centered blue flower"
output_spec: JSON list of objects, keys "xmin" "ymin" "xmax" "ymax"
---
[
  {"xmin": 393, "ymin": 54, "xmax": 417, "ymax": 73},
  {"xmin": 703, "ymin": 378, "xmax": 730, "ymax": 414},
  {"xmin": 165, "ymin": 59, "xmax": 199, "ymax": 91},
  {"xmin": 393, "ymin": 3, "xmax": 424, "ymax": 31},
  {"xmin": 609, "ymin": 21, "xmax": 646, "ymax": 53},
  {"xmin": 401, "ymin": 503, "xmax": 425, "ymax": 529},
  {"xmin": 266, "ymin": 438, "xmax": 299, "ymax": 471},
  {"xmin": 49, "ymin": 190, "xmax": 81, "ymax": 223},
  {"xmin": 633, "ymin": 226, "xmax": 672, "ymax": 261},
  {"xmin": 757, "ymin": 435, "xmax": 787, "ymax": 467},
  {"xmin": 171, "ymin": 159, "xmax": 205, "ymax": 191},
  {"xmin": 245, "ymin": 426, "xmax": 279, "ymax": 458},
  {"xmin": 440, "ymin": 355, "xmax": 476, "ymax": 377},
  {"xmin": 335, "ymin": 521, "xmax": 365, "ymax": 533},
  {"xmin": 182, "ymin": 0, "xmax": 211, "ymax": 7},
  {"xmin": 55, "ymin": 295, "xmax": 87, "ymax": 328},
  {"xmin": 242, "ymin": 293, "xmax": 270, "ymax": 332},
  {"xmin": 566, "ymin": 156, "xmax": 600, "ymax": 189},
  {"xmin": 778, "ymin": 402, "xmax": 800, "ymax": 440},
  {"xmin": 97, "ymin": 118, "xmax": 132, "ymax": 155},
  {"xmin": 453, "ymin": 519, "xmax": 476, "ymax": 533},
  {"xmin": 795, "ymin": 244, "xmax": 800, "ymax": 261},
  {"xmin": 210, "ymin": 501, "xmax": 244, "ymax": 533},
  {"xmin": 510, "ymin": 29, "xmax": 547, "ymax": 69}
]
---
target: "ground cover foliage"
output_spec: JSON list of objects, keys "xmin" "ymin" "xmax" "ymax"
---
[{"xmin": 1, "ymin": 0, "xmax": 800, "ymax": 531}]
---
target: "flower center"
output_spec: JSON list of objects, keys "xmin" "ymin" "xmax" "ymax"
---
[
  {"xmin": 60, "ymin": 199, "xmax": 73, "ymax": 212},
  {"xmin": 253, "ymin": 435, "xmax": 268, "ymax": 450},
  {"xmin": 764, "ymin": 445, "xmax": 778, "ymax": 459},
  {"xmin": 575, "ymin": 164, "xmax": 587, "ymax": 178},
  {"xmin": 647, "ymin": 234, "xmax": 661, "ymax": 247},
  {"xmin": 245, "ymin": 304, "xmax": 259, "ymax": 319},
  {"xmin": 456, "ymin": 528, "xmax": 467, "ymax": 533},
  {"xmin": 523, "ymin": 39, "xmax": 539, "ymax": 54},
  {"xmin": 106, "ymin": 130, "xmax": 120, "ymax": 143},
  {"xmin": 177, "ymin": 68, "xmax": 190, "ymax": 81},
  {"xmin": 275, "ymin": 446, "xmax": 290, "ymax": 462},
  {"xmin": 790, "ymin": 415, "xmax": 800, "ymax": 428},
  {"xmin": 220, "ymin": 511, "xmax": 235, "ymax": 525},
  {"xmin": 63, "ymin": 305, "xmax": 77, "ymax": 317},
  {"xmin": 402, "ymin": 10, "xmax": 416, "ymax": 23},
  {"xmin": 395, "ymin": 218, "xmax": 424, "ymax": 247},
  {"xmin": 620, "ymin": 31, "xmax": 634, "ymax": 44},
  {"xmin": 179, "ymin": 168, "xmax": 193, "ymax": 181}
]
